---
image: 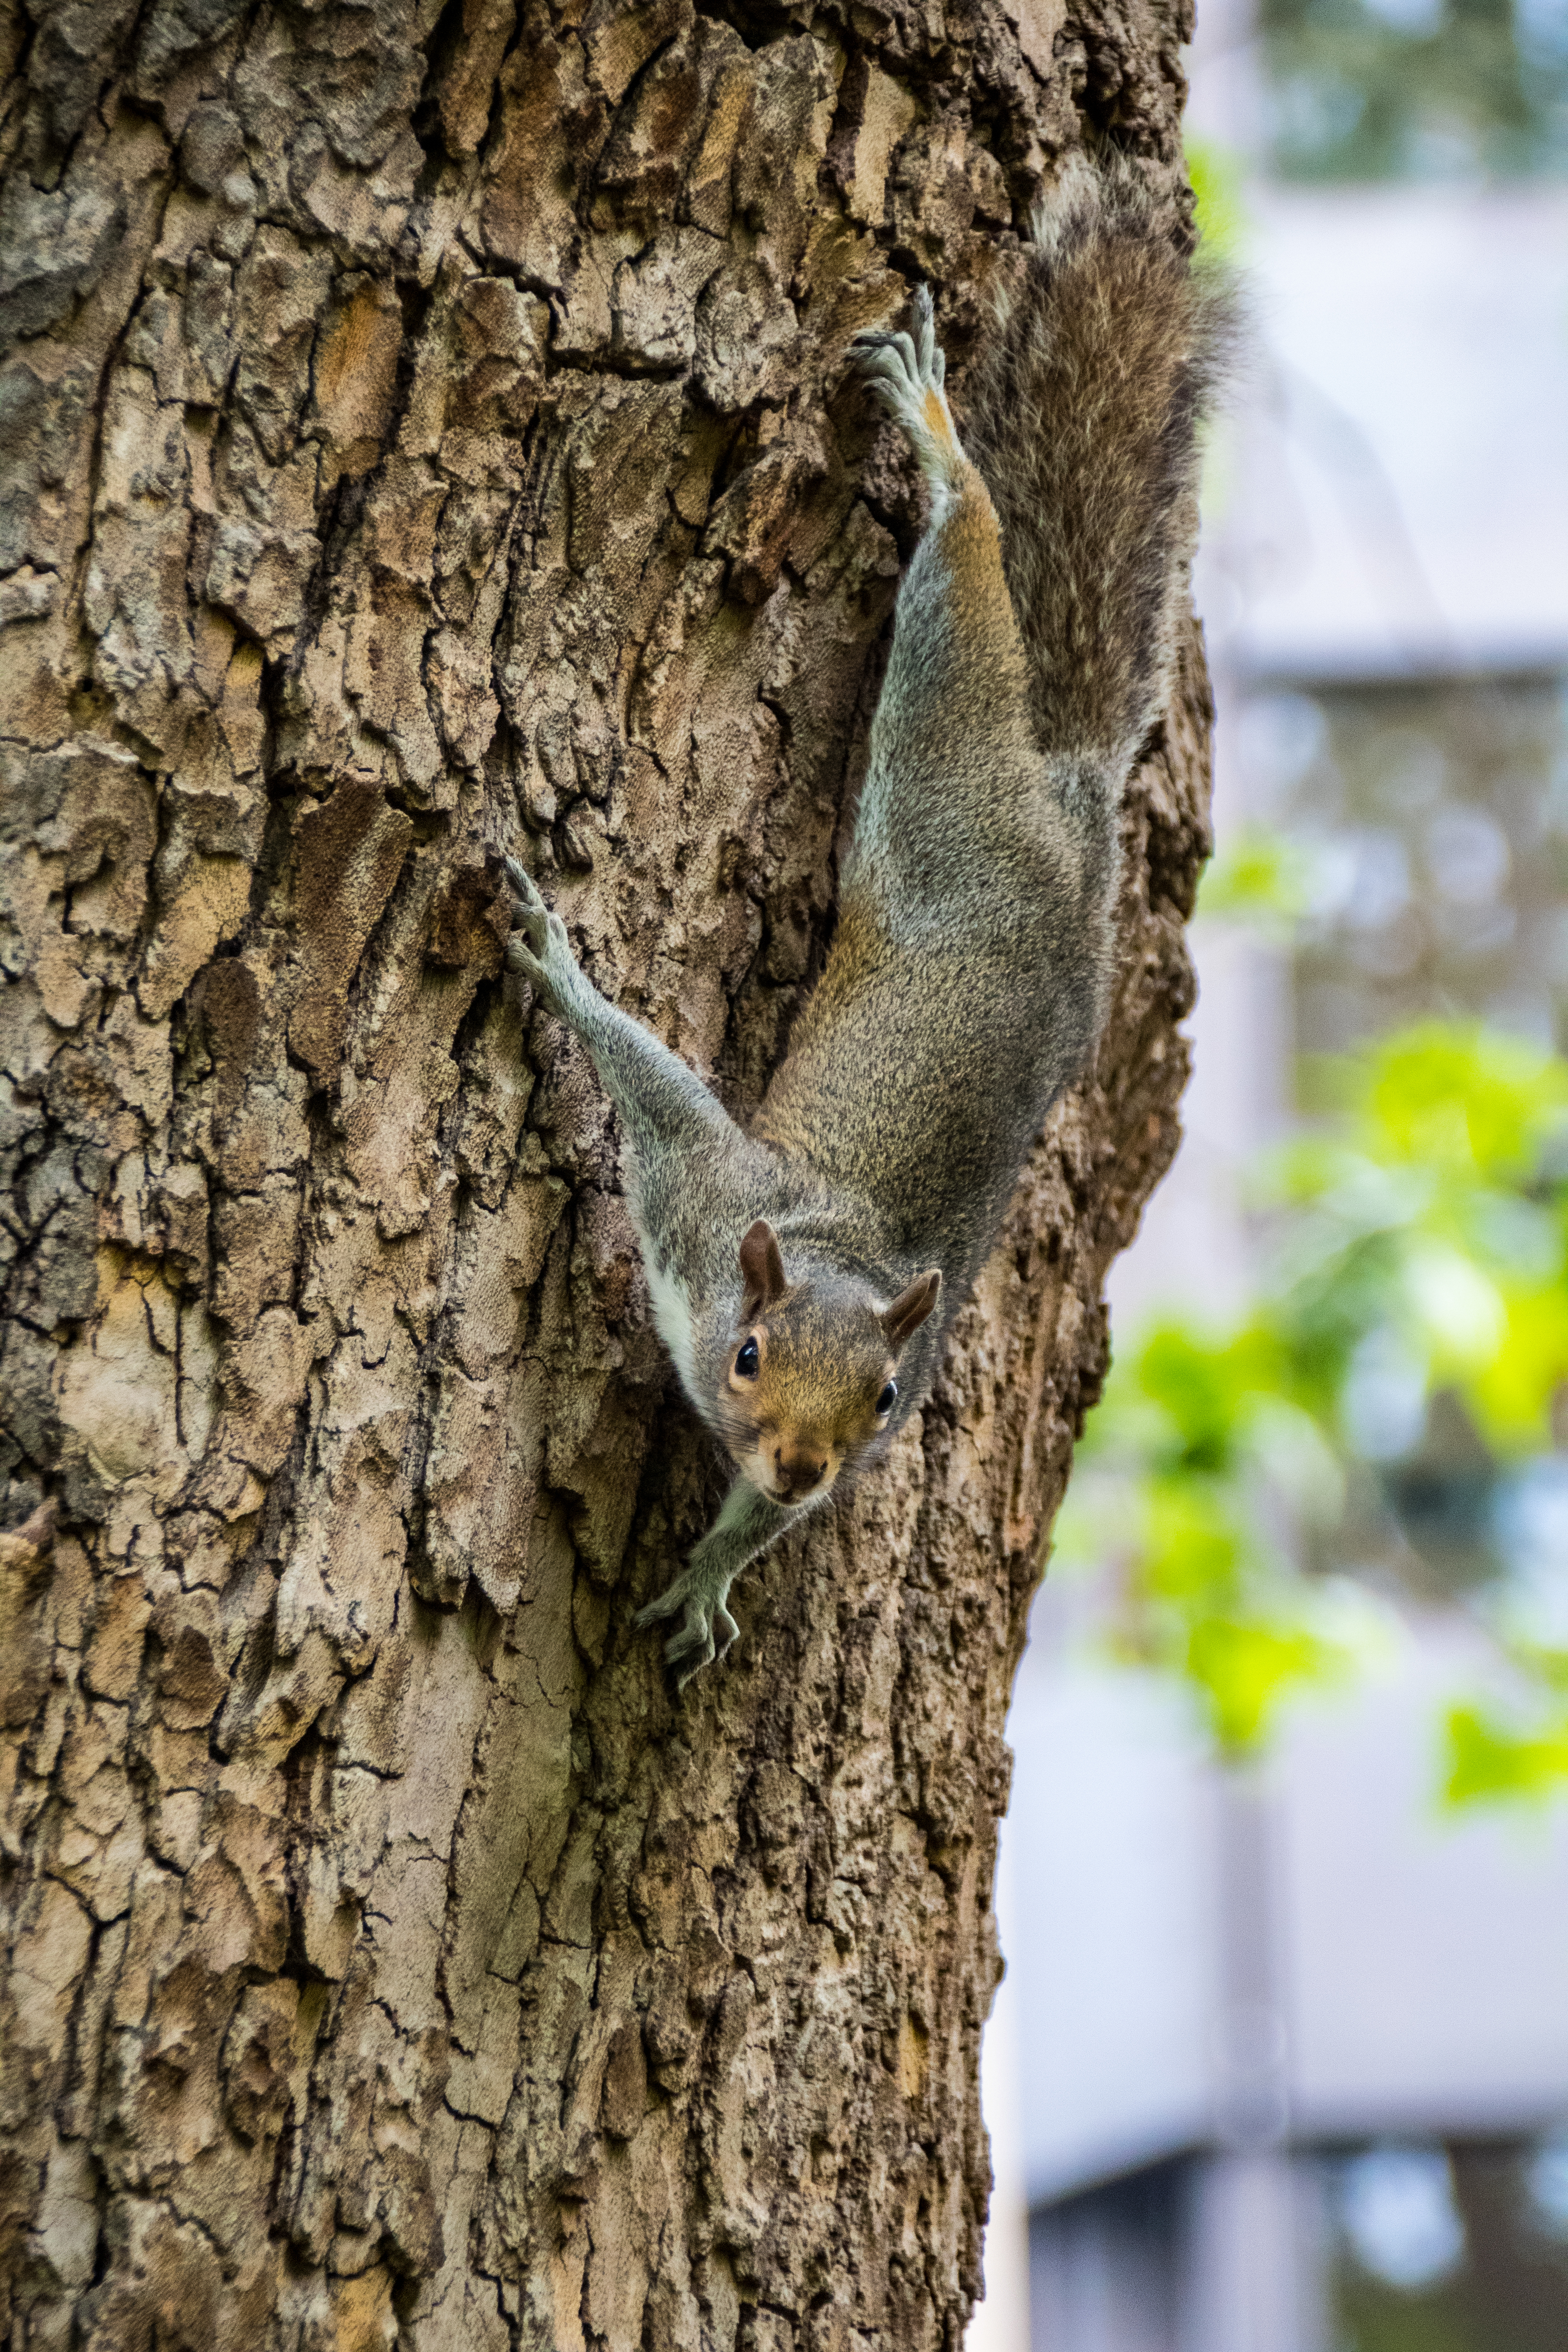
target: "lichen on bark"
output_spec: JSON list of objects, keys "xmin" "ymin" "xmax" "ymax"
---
[{"xmin": 0, "ymin": 2, "xmax": 1210, "ymax": 2346}]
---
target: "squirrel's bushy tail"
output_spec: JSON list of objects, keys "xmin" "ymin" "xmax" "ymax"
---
[{"xmin": 964, "ymin": 150, "xmax": 1238, "ymax": 774}]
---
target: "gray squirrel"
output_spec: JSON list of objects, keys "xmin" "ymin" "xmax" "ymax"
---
[{"xmin": 501, "ymin": 152, "xmax": 1233, "ymax": 1685}]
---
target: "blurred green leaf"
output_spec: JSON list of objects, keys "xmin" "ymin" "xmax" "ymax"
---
[
  {"xmin": 1443, "ymin": 1703, "xmax": 1568, "ymax": 1808},
  {"xmin": 1361, "ymin": 1024, "xmax": 1568, "ymax": 1183},
  {"xmin": 1196, "ymin": 826, "xmax": 1315, "ymax": 923},
  {"xmin": 1186, "ymin": 137, "xmax": 1250, "ymax": 266},
  {"xmin": 1084, "ymin": 1011, "xmax": 1568, "ymax": 1798},
  {"xmin": 1187, "ymin": 1614, "xmax": 1343, "ymax": 1757}
]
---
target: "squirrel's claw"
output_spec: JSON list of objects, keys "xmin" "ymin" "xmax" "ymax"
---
[
  {"xmin": 666, "ymin": 1621, "xmax": 714, "ymax": 1682},
  {"xmin": 855, "ymin": 329, "xmax": 920, "ymax": 397},
  {"xmin": 502, "ymin": 856, "xmax": 575, "ymax": 1004},
  {"xmin": 912, "ymin": 282, "xmax": 936, "ymax": 380},
  {"xmin": 851, "ymin": 292, "xmax": 939, "ymax": 401},
  {"xmin": 503, "ymin": 853, "xmax": 542, "ymax": 911},
  {"xmin": 850, "ymin": 289, "xmax": 960, "ymax": 508},
  {"xmin": 635, "ymin": 1575, "xmax": 739, "ymax": 1691},
  {"xmin": 504, "ymin": 855, "xmax": 545, "ymax": 939},
  {"xmin": 669, "ymin": 1602, "xmax": 740, "ymax": 1692}
]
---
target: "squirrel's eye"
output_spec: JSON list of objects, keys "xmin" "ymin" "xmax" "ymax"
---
[
  {"xmin": 876, "ymin": 1380, "xmax": 898, "ymax": 1415},
  {"xmin": 735, "ymin": 1338, "xmax": 760, "ymax": 1379}
]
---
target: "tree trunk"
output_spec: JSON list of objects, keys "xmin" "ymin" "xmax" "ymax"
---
[{"xmin": 0, "ymin": 4, "xmax": 1209, "ymax": 2347}]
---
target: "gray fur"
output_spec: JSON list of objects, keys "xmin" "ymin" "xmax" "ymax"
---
[{"xmin": 500, "ymin": 155, "xmax": 1232, "ymax": 1687}]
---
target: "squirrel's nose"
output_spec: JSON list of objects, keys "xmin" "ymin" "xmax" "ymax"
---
[{"xmin": 774, "ymin": 1446, "xmax": 825, "ymax": 1493}]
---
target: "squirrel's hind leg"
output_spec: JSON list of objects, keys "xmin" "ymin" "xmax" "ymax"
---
[{"xmin": 846, "ymin": 299, "xmax": 1049, "ymax": 936}]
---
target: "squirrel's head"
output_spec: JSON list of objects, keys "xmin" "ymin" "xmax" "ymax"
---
[{"xmin": 717, "ymin": 1220, "xmax": 942, "ymax": 1506}]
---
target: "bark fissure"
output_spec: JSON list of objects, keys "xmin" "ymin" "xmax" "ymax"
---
[{"xmin": 2, "ymin": 2, "xmax": 1208, "ymax": 2346}]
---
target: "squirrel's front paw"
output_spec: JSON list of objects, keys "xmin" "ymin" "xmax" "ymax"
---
[
  {"xmin": 635, "ymin": 1566, "xmax": 740, "ymax": 1692},
  {"xmin": 504, "ymin": 855, "xmax": 578, "ymax": 1011}
]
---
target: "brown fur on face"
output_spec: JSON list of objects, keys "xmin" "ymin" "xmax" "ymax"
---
[{"xmin": 715, "ymin": 1245, "xmax": 938, "ymax": 1504}]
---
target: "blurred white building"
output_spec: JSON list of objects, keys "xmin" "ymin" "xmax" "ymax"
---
[
  {"xmin": 1007, "ymin": 1618, "xmax": 1568, "ymax": 2352},
  {"xmin": 971, "ymin": 26, "xmax": 1568, "ymax": 2350}
]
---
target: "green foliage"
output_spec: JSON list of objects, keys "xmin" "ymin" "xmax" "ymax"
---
[
  {"xmin": 1195, "ymin": 825, "xmax": 1314, "ymax": 925},
  {"xmin": 1058, "ymin": 1314, "xmax": 1354, "ymax": 1759},
  {"xmin": 1440, "ymin": 1616, "xmax": 1568, "ymax": 1808},
  {"xmin": 1289, "ymin": 1025, "xmax": 1568, "ymax": 1450},
  {"xmin": 1445, "ymin": 1699, "xmax": 1568, "ymax": 1806},
  {"xmin": 1186, "ymin": 137, "xmax": 1250, "ymax": 267},
  {"xmin": 1067, "ymin": 1020, "xmax": 1568, "ymax": 1780}
]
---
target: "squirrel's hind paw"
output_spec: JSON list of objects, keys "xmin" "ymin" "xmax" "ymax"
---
[
  {"xmin": 852, "ymin": 327, "xmax": 923, "ymax": 406},
  {"xmin": 851, "ymin": 285, "xmax": 942, "ymax": 396},
  {"xmin": 850, "ymin": 291, "xmax": 960, "ymax": 497}
]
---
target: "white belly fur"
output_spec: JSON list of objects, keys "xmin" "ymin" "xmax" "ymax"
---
[{"xmin": 643, "ymin": 1251, "xmax": 699, "ymax": 1404}]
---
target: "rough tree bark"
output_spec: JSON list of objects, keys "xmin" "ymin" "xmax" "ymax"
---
[{"xmin": 0, "ymin": 3, "xmax": 1211, "ymax": 2347}]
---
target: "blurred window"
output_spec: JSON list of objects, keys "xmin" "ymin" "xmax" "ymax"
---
[
  {"xmin": 1337, "ymin": 2143, "xmax": 1466, "ymax": 2287},
  {"xmin": 1259, "ymin": 0, "xmax": 1568, "ymax": 181},
  {"xmin": 1330, "ymin": 2139, "xmax": 1568, "ymax": 2350},
  {"xmin": 1525, "ymin": 2130, "xmax": 1568, "ymax": 2239},
  {"xmin": 1261, "ymin": 676, "xmax": 1568, "ymax": 1060}
]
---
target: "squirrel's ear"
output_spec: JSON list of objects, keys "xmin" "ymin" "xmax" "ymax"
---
[
  {"xmin": 882, "ymin": 1268, "xmax": 941, "ymax": 1349},
  {"xmin": 739, "ymin": 1219, "xmax": 788, "ymax": 1319}
]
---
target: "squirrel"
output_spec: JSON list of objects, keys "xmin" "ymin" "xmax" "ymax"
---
[{"xmin": 501, "ymin": 152, "xmax": 1233, "ymax": 1686}]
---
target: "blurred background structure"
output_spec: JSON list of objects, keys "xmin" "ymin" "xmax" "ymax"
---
[{"xmin": 972, "ymin": 1, "xmax": 1568, "ymax": 2345}]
